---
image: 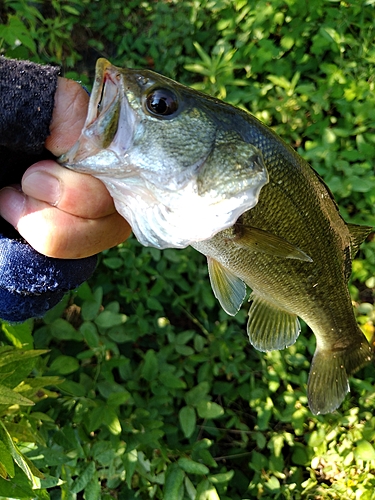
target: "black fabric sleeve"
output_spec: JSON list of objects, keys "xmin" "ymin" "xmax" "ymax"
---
[{"xmin": 0, "ymin": 57, "xmax": 60, "ymax": 154}]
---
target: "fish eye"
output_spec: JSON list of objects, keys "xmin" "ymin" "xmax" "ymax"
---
[{"xmin": 145, "ymin": 88, "xmax": 179, "ymax": 117}]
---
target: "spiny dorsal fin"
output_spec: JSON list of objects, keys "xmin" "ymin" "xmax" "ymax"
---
[
  {"xmin": 207, "ymin": 257, "xmax": 246, "ymax": 316},
  {"xmin": 247, "ymin": 293, "xmax": 301, "ymax": 352},
  {"xmin": 232, "ymin": 224, "xmax": 313, "ymax": 262},
  {"xmin": 347, "ymin": 223, "xmax": 373, "ymax": 257}
]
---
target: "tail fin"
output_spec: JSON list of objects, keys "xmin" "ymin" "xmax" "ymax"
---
[{"xmin": 307, "ymin": 336, "xmax": 372, "ymax": 415}]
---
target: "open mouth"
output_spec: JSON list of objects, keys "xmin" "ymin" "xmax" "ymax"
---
[
  {"xmin": 81, "ymin": 59, "xmax": 121, "ymax": 150},
  {"xmin": 85, "ymin": 59, "xmax": 119, "ymax": 125}
]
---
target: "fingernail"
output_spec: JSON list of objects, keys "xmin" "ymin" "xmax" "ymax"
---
[
  {"xmin": 0, "ymin": 187, "xmax": 26, "ymax": 227},
  {"xmin": 22, "ymin": 171, "xmax": 61, "ymax": 206}
]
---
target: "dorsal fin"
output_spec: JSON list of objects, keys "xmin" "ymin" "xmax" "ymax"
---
[{"xmin": 347, "ymin": 223, "xmax": 372, "ymax": 257}]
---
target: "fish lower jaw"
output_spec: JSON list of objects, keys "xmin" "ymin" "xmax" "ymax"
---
[{"xmin": 60, "ymin": 149, "xmax": 123, "ymax": 174}]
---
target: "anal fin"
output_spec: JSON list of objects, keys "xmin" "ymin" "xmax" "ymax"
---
[
  {"xmin": 247, "ymin": 293, "xmax": 300, "ymax": 352},
  {"xmin": 207, "ymin": 257, "xmax": 246, "ymax": 316}
]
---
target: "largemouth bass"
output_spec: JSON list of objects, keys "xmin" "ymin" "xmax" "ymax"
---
[{"xmin": 60, "ymin": 59, "xmax": 373, "ymax": 415}]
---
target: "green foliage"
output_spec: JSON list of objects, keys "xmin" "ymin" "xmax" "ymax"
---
[
  {"xmin": 0, "ymin": 0, "xmax": 375, "ymax": 498},
  {"xmin": 0, "ymin": 338, "xmax": 62, "ymax": 493}
]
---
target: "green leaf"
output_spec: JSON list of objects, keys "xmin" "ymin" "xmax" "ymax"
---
[
  {"xmin": 164, "ymin": 464, "xmax": 185, "ymax": 500},
  {"xmin": 0, "ymin": 440, "xmax": 14, "ymax": 478},
  {"xmin": 265, "ymin": 476, "xmax": 280, "ymax": 492},
  {"xmin": 107, "ymin": 391, "xmax": 131, "ymax": 406},
  {"xmin": 178, "ymin": 457, "xmax": 209, "ymax": 475},
  {"xmin": 0, "ymin": 466, "xmax": 35, "ymax": 498},
  {"xmin": 354, "ymin": 440, "xmax": 375, "ymax": 461},
  {"xmin": 0, "ymin": 348, "xmax": 47, "ymax": 369},
  {"xmin": 76, "ymin": 281, "xmax": 95, "ymax": 300},
  {"xmin": 80, "ymin": 321, "xmax": 100, "ymax": 348},
  {"xmin": 185, "ymin": 382, "xmax": 210, "ymax": 406},
  {"xmin": 175, "ymin": 345, "xmax": 195, "ymax": 356},
  {"xmin": 195, "ymin": 479, "xmax": 220, "ymax": 500},
  {"xmin": 95, "ymin": 310, "xmax": 127, "ymax": 328},
  {"xmin": 209, "ymin": 470, "xmax": 234, "ymax": 484},
  {"xmin": 159, "ymin": 371, "xmax": 187, "ymax": 389},
  {"xmin": 71, "ymin": 461, "xmax": 96, "ymax": 494},
  {"xmin": 103, "ymin": 408, "xmax": 122, "ymax": 435},
  {"xmin": 179, "ymin": 406, "xmax": 196, "ymax": 438},
  {"xmin": 62, "ymin": 5, "xmax": 80, "ymax": 15},
  {"xmin": 184, "ymin": 475, "xmax": 197, "ymax": 500},
  {"xmin": 196, "ymin": 448, "xmax": 217, "ymax": 469},
  {"xmin": 124, "ymin": 449, "xmax": 138, "ymax": 488},
  {"xmin": 141, "ymin": 349, "xmax": 159, "ymax": 381},
  {"xmin": 196, "ymin": 401, "xmax": 224, "ymax": 419},
  {"xmin": 1, "ymin": 321, "xmax": 33, "ymax": 349},
  {"xmin": 291, "ymin": 445, "xmax": 309, "ymax": 465},
  {"xmin": 0, "ymin": 384, "xmax": 34, "ymax": 406},
  {"xmin": 103, "ymin": 256, "xmax": 124, "ymax": 269},
  {"xmin": 49, "ymin": 319, "xmax": 81, "ymax": 341},
  {"xmin": 81, "ymin": 287, "xmax": 103, "ymax": 321},
  {"xmin": 349, "ymin": 177, "xmax": 372, "ymax": 193},
  {"xmin": 84, "ymin": 470, "xmax": 101, "ymax": 500},
  {"xmin": 81, "ymin": 299, "xmax": 101, "ymax": 321},
  {"xmin": 146, "ymin": 297, "xmax": 164, "ymax": 311},
  {"xmin": 49, "ymin": 355, "xmax": 79, "ymax": 375},
  {"xmin": 59, "ymin": 379, "xmax": 86, "ymax": 397},
  {"xmin": 88, "ymin": 405, "xmax": 107, "ymax": 432},
  {"xmin": 0, "ymin": 463, "xmax": 7, "ymax": 480},
  {"xmin": 0, "ymin": 422, "xmax": 41, "ymax": 486},
  {"xmin": 176, "ymin": 331, "xmax": 196, "ymax": 345}
]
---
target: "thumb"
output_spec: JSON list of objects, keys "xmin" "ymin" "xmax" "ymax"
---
[{"xmin": 45, "ymin": 77, "xmax": 89, "ymax": 157}]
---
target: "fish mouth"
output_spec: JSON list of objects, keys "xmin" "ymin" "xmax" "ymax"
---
[
  {"xmin": 87, "ymin": 59, "xmax": 119, "ymax": 132},
  {"xmin": 59, "ymin": 58, "xmax": 134, "ymax": 169}
]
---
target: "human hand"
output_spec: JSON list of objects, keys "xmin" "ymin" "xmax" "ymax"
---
[{"xmin": 0, "ymin": 77, "xmax": 131, "ymax": 259}]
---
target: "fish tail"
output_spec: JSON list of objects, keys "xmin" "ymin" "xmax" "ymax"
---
[{"xmin": 307, "ymin": 335, "xmax": 373, "ymax": 415}]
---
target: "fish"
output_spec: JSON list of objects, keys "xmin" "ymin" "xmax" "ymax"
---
[
  {"xmin": 60, "ymin": 58, "xmax": 373, "ymax": 415},
  {"xmin": 59, "ymin": 58, "xmax": 268, "ymax": 249}
]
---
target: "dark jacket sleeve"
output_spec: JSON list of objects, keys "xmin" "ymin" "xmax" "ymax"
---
[
  {"xmin": 0, "ymin": 58, "xmax": 97, "ymax": 323},
  {"xmin": 0, "ymin": 57, "xmax": 60, "ymax": 154}
]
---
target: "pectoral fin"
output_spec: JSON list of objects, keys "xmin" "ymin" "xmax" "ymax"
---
[
  {"xmin": 207, "ymin": 257, "xmax": 246, "ymax": 316},
  {"xmin": 232, "ymin": 225, "xmax": 313, "ymax": 262},
  {"xmin": 247, "ymin": 293, "xmax": 301, "ymax": 351}
]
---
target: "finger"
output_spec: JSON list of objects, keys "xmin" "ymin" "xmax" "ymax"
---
[
  {"xmin": 21, "ymin": 160, "xmax": 116, "ymax": 219},
  {"xmin": 0, "ymin": 187, "xmax": 131, "ymax": 258},
  {"xmin": 45, "ymin": 77, "xmax": 89, "ymax": 156}
]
